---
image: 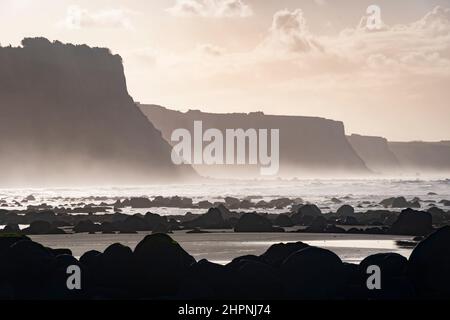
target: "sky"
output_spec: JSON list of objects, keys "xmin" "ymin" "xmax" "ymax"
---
[{"xmin": 1, "ymin": 0, "xmax": 450, "ymax": 141}]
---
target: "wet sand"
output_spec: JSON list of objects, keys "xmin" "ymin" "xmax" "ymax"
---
[{"xmin": 30, "ymin": 231, "xmax": 414, "ymax": 264}]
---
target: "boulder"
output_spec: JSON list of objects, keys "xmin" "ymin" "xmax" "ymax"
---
[
  {"xmin": 2, "ymin": 240, "xmax": 56, "ymax": 299},
  {"xmin": 177, "ymin": 259, "xmax": 237, "ymax": 299},
  {"xmin": 281, "ymin": 247, "xmax": 345, "ymax": 299},
  {"xmin": 128, "ymin": 197, "xmax": 152, "ymax": 208},
  {"xmin": 3, "ymin": 223, "xmax": 20, "ymax": 233},
  {"xmin": 184, "ymin": 207, "xmax": 227, "ymax": 229},
  {"xmin": 73, "ymin": 220, "xmax": 98, "ymax": 233},
  {"xmin": 273, "ymin": 214, "xmax": 294, "ymax": 227},
  {"xmin": 305, "ymin": 216, "xmax": 328, "ymax": 233},
  {"xmin": 23, "ymin": 220, "xmax": 66, "ymax": 235},
  {"xmin": 133, "ymin": 234, "xmax": 196, "ymax": 297},
  {"xmin": 291, "ymin": 204, "xmax": 321, "ymax": 225},
  {"xmin": 389, "ymin": 209, "xmax": 433, "ymax": 236},
  {"xmin": 234, "ymin": 213, "xmax": 283, "ymax": 233},
  {"xmin": 260, "ymin": 242, "xmax": 309, "ymax": 267},
  {"xmin": 337, "ymin": 205, "xmax": 355, "ymax": 216},
  {"xmin": 408, "ymin": 226, "xmax": 450, "ymax": 298}
]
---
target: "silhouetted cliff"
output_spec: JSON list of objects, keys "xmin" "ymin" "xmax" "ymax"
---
[
  {"xmin": 139, "ymin": 105, "xmax": 369, "ymax": 178},
  {"xmin": 347, "ymin": 134, "xmax": 401, "ymax": 174},
  {"xmin": 0, "ymin": 38, "xmax": 193, "ymax": 186}
]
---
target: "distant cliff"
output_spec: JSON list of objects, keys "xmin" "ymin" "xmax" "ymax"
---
[
  {"xmin": 347, "ymin": 134, "xmax": 401, "ymax": 174},
  {"xmin": 139, "ymin": 105, "xmax": 369, "ymax": 178},
  {"xmin": 388, "ymin": 141, "xmax": 450, "ymax": 174},
  {"xmin": 0, "ymin": 38, "xmax": 193, "ymax": 186}
]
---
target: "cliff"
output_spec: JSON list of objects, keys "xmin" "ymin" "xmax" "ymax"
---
[
  {"xmin": 388, "ymin": 141, "xmax": 450, "ymax": 174},
  {"xmin": 139, "ymin": 104, "xmax": 370, "ymax": 179},
  {"xmin": 347, "ymin": 134, "xmax": 401, "ymax": 174},
  {"xmin": 0, "ymin": 38, "xmax": 193, "ymax": 186}
]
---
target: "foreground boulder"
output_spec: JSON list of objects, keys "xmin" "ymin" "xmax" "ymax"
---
[
  {"xmin": 408, "ymin": 226, "xmax": 450, "ymax": 298},
  {"xmin": 281, "ymin": 247, "xmax": 345, "ymax": 299},
  {"xmin": 234, "ymin": 213, "xmax": 283, "ymax": 233},
  {"xmin": 389, "ymin": 209, "xmax": 433, "ymax": 236},
  {"xmin": 260, "ymin": 242, "xmax": 309, "ymax": 267},
  {"xmin": 358, "ymin": 253, "xmax": 414, "ymax": 299},
  {"xmin": 133, "ymin": 233, "xmax": 196, "ymax": 297}
]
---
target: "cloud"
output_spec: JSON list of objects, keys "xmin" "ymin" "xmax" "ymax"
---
[
  {"xmin": 260, "ymin": 9, "xmax": 324, "ymax": 54},
  {"xmin": 167, "ymin": 0, "xmax": 253, "ymax": 18},
  {"xmin": 61, "ymin": 5, "xmax": 135, "ymax": 30}
]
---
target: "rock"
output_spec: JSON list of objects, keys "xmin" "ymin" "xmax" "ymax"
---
[
  {"xmin": 331, "ymin": 198, "xmax": 342, "ymax": 204},
  {"xmin": 184, "ymin": 207, "xmax": 227, "ymax": 229},
  {"xmin": 273, "ymin": 214, "xmax": 294, "ymax": 227},
  {"xmin": 428, "ymin": 192, "xmax": 437, "ymax": 196},
  {"xmin": 97, "ymin": 243, "xmax": 135, "ymax": 297},
  {"xmin": 128, "ymin": 197, "xmax": 152, "ymax": 208},
  {"xmin": 2, "ymin": 240, "xmax": 56, "ymax": 299},
  {"xmin": 144, "ymin": 212, "xmax": 168, "ymax": 229},
  {"xmin": 408, "ymin": 226, "xmax": 450, "ymax": 298},
  {"xmin": 389, "ymin": 209, "xmax": 433, "ymax": 236},
  {"xmin": 268, "ymin": 198, "xmax": 293, "ymax": 209},
  {"xmin": 0, "ymin": 234, "xmax": 30, "ymax": 255},
  {"xmin": 360, "ymin": 253, "xmax": 407, "ymax": 280},
  {"xmin": 427, "ymin": 207, "xmax": 448, "ymax": 224},
  {"xmin": 440, "ymin": 199, "xmax": 450, "ymax": 206},
  {"xmin": 73, "ymin": 220, "xmax": 98, "ymax": 233},
  {"xmin": 3, "ymin": 223, "xmax": 20, "ymax": 233},
  {"xmin": 99, "ymin": 222, "xmax": 116, "ymax": 234},
  {"xmin": 340, "ymin": 216, "xmax": 359, "ymax": 225},
  {"xmin": 49, "ymin": 248, "xmax": 72, "ymax": 256},
  {"xmin": 281, "ymin": 246, "xmax": 345, "ymax": 299},
  {"xmin": 197, "ymin": 200, "xmax": 213, "ymax": 209},
  {"xmin": 380, "ymin": 196, "xmax": 419, "ymax": 208},
  {"xmin": 23, "ymin": 221, "xmax": 66, "ymax": 235},
  {"xmin": 234, "ymin": 213, "xmax": 283, "ymax": 233},
  {"xmin": 337, "ymin": 205, "xmax": 355, "ymax": 216},
  {"xmin": 232, "ymin": 260, "xmax": 283, "ymax": 299},
  {"xmin": 291, "ymin": 204, "xmax": 322, "ymax": 225},
  {"xmin": 133, "ymin": 234, "xmax": 196, "ymax": 297},
  {"xmin": 25, "ymin": 195, "xmax": 36, "ymax": 201},
  {"xmin": 305, "ymin": 216, "xmax": 328, "ymax": 233},
  {"xmin": 260, "ymin": 242, "xmax": 309, "ymax": 267},
  {"xmin": 119, "ymin": 215, "xmax": 150, "ymax": 232},
  {"xmin": 224, "ymin": 197, "xmax": 241, "ymax": 209},
  {"xmin": 177, "ymin": 259, "xmax": 237, "ymax": 299}
]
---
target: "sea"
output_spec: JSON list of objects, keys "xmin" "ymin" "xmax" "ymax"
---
[{"xmin": 1, "ymin": 178, "xmax": 449, "ymax": 264}]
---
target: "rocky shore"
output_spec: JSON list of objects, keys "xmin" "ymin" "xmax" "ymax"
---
[
  {"xmin": 1, "ymin": 195, "xmax": 449, "ymax": 237},
  {"xmin": 0, "ymin": 226, "xmax": 449, "ymax": 300}
]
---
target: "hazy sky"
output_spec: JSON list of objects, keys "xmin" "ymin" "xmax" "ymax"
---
[{"xmin": 1, "ymin": 0, "xmax": 450, "ymax": 141}]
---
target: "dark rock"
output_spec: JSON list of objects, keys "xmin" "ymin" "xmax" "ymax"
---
[
  {"xmin": 234, "ymin": 213, "xmax": 283, "ymax": 233},
  {"xmin": 331, "ymin": 198, "xmax": 342, "ymax": 204},
  {"xmin": 305, "ymin": 216, "xmax": 328, "ymax": 233},
  {"xmin": 177, "ymin": 259, "xmax": 237, "ymax": 299},
  {"xmin": 2, "ymin": 240, "xmax": 56, "ymax": 299},
  {"xmin": 260, "ymin": 242, "xmax": 309, "ymax": 267},
  {"xmin": 337, "ymin": 205, "xmax": 355, "ymax": 216},
  {"xmin": 23, "ymin": 220, "xmax": 66, "ymax": 235},
  {"xmin": 128, "ymin": 197, "xmax": 152, "ymax": 208},
  {"xmin": 273, "ymin": 214, "xmax": 294, "ymax": 227},
  {"xmin": 232, "ymin": 260, "xmax": 283, "ymax": 299},
  {"xmin": 3, "ymin": 223, "xmax": 20, "ymax": 233},
  {"xmin": 291, "ymin": 204, "xmax": 322, "ymax": 225},
  {"xmin": 133, "ymin": 233, "xmax": 196, "ymax": 297},
  {"xmin": 281, "ymin": 247, "xmax": 345, "ymax": 299},
  {"xmin": 389, "ymin": 209, "xmax": 433, "ymax": 236},
  {"xmin": 119, "ymin": 215, "xmax": 150, "ymax": 232},
  {"xmin": 184, "ymin": 207, "xmax": 227, "ymax": 229},
  {"xmin": 197, "ymin": 200, "xmax": 213, "ymax": 209},
  {"xmin": 408, "ymin": 226, "xmax": 450, "ymax": 298},
  {"xmin": 73, "ymin": 220, "xmax": 98, "ymax": 233}
]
